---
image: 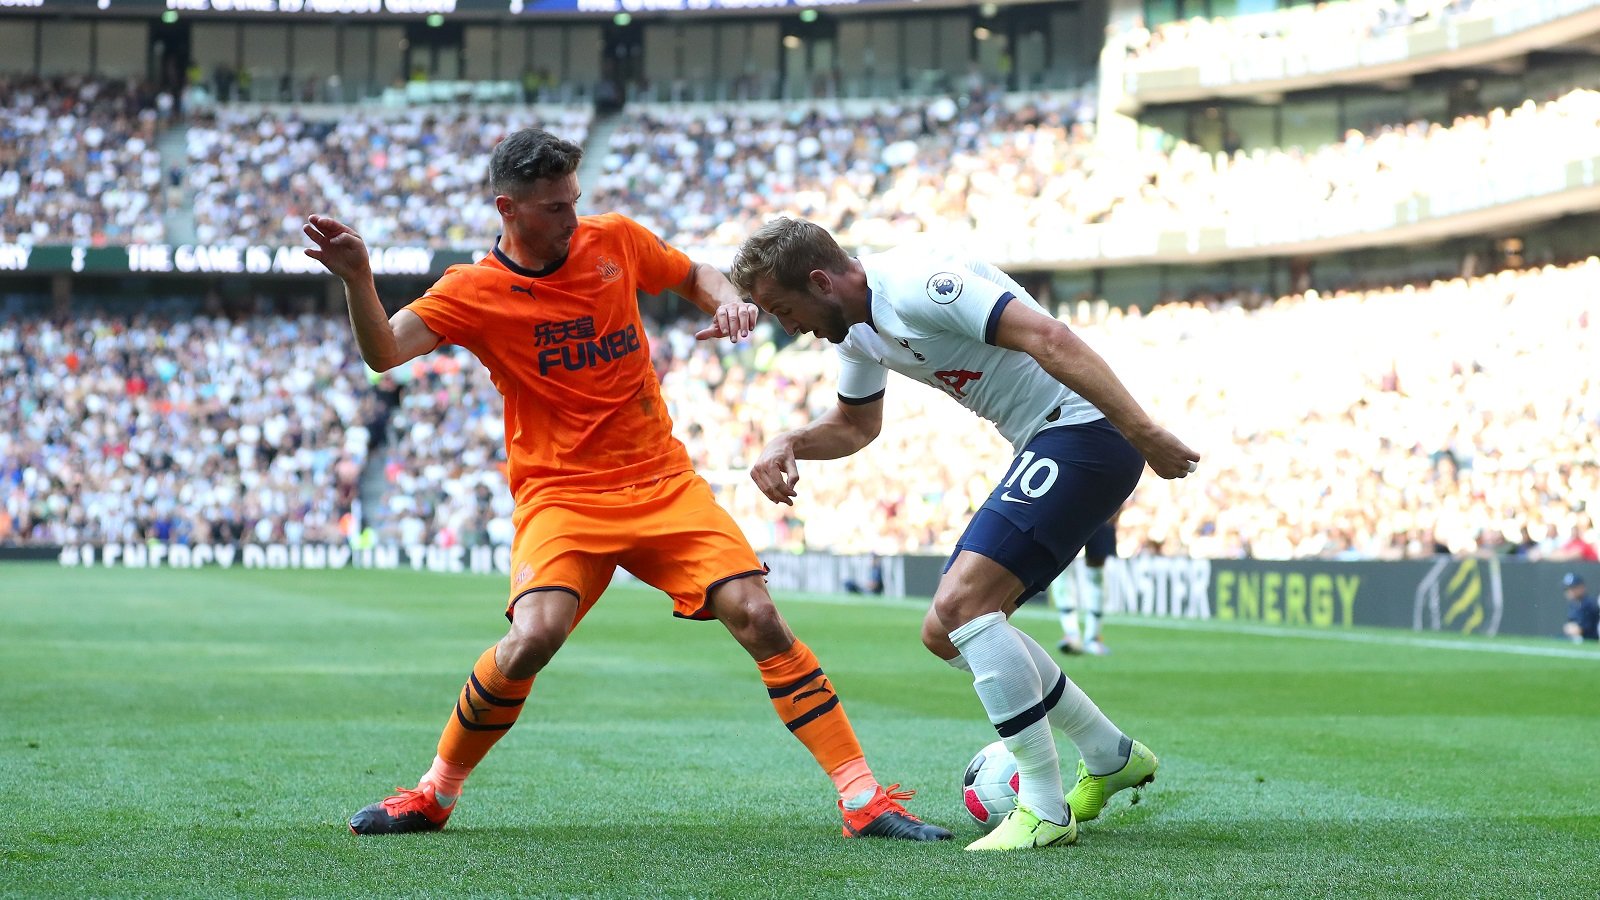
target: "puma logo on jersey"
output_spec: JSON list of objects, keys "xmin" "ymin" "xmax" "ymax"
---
[{"xmin": 510, "ymin": 284, "xmax": 533, "ymax": 295}]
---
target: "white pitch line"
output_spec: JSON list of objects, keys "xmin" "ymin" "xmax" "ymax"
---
[
  {"xmin": 774, "ymin": 591, "xmax": 1600, "ymax": 661},
  {"xmin": 1110, "ymin": 616, "xmax": 1600, "ymax": 660}
]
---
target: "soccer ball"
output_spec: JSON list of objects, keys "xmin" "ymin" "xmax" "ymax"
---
[{"xmin": 961, "ymin": 740, "xmax": 1019, "ymax": 831}]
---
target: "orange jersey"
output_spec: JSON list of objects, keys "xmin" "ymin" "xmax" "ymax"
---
[{"xmin": 405, "ymin": 213, "xmax": 694, "ymax": 503}]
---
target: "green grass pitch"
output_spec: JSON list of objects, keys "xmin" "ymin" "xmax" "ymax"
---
[{"xmin": 2, "ymin": 565, "xmax": 1596, "ymax": 899}]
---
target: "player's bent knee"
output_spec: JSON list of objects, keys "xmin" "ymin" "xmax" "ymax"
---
[
  {"xmin": 931, "ymin": 589, "xmax": 990, "ymax": 633},
  {"xmin": 498, "ymin": 629, "xmax": 566, "ymax": 679},
  {"xmin": 501, "ymin": 607, "xmax": 575, "ymax": 678},
  {"xmin": 710, "ymin": 579, "xmax": 794, "ymax": 657},
  {"xmin": 921, "ymin": 619, "xmax": 957, "ymax": 658},
  {"xmin": 728, "ymin": 595, "xmax": 789, "ymax": 642}
]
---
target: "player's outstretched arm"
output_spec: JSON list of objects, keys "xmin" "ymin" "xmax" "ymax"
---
[
  {"xmin": 304, "ymin": 215, "xmax": 441, "ymax": 371},
  {"xmin": 673, "ymin": 261, "xmax": 759, "ymax": 343},
  {"xmin": 751, "ymin": 399, "xmax": 882, "ymax": 505},
  {"xmin": 994, "ymin": 301, "xmax": 1200, "ymax": 480}
]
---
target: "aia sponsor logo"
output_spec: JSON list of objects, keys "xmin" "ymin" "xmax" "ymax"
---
[{"xmin": 928, "ymin": 368, "xmax": 982, "ymax": 398}]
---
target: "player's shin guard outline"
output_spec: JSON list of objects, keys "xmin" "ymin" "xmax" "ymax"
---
[
  {"xmin": 436, "ymin": 645, "xmax": 535, "ymax": 773},
  {"xmin": 758, "ymin": 640, "xmax": 866, "ymax": 775},
  {"xmin": 951, "ymin": 613, "xmax": 1068, "ymax": 822}
]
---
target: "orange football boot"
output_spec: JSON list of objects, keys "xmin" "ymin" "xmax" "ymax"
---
[
  {"xmin": 839, "ymin": 784, "xmax": 953, "ymax": 841},
  {"xmin": 349, "ymin": 783, "xmax": 453, "ymax": 835}
]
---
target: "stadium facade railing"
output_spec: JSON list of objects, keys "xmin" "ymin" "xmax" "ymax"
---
[{"xmin": 1115, "ymin": 0, "xmax": 1600, "ymax": 107}]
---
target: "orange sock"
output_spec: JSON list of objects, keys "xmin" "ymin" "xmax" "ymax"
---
[
  {"xmin": 829, "ymin": 757, "xmax": 879, "ymax": 805},
  {"xmin": 429, "ymin": 645, "xmax": 534, "ymax": 793},
  {"xmin": 421, "ymin": 755, "xmax": 472, "ymax": 803},
  {"xmin": 757, "ymin": 640, "xmax": 871, "ymax": 800}
]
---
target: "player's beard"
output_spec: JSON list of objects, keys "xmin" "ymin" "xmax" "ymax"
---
[{"xmin": 824, "ymin": 308, "xmax": 849, "ymax": 343}]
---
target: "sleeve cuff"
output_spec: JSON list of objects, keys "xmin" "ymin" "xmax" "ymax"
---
[
  {"xmin": 839, "ymin": 390, "xmax": 886, "ymax": 406},
  {"xmin": 984, "ymin": 292, "xmax": 1016, "ymax": 345}
]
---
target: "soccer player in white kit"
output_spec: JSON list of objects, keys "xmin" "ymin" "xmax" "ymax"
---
[
  {"xmin": 725, "ymin": 218, "xmax": 1199, "ymax": 851},
  {"xmin": 1052, "ymin": 512, "xmax": 1120, "ymax": 656}
]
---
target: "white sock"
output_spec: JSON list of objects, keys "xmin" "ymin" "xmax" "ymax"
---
[
  {"xmin": 1052, "ymin": 571, "xmax": 1081, "ymax": 642},
  {"xmin": 1083, "ymin": 567, "xmax": 1105, "ymax": 645},
  {"xmin": 948, "ymin": 612, "xmax": 1067, "ymax": 823},
  {"xmin": 842, "ymin": 788, "xmax": 877, "ymax": 810},
  {"xmin": 946, "ymin": 654, "xmax": 973, "ymax": 674},
  {"xmin": 1015, "ymin": 628, "xmax": 1128, "ymax": 775}
]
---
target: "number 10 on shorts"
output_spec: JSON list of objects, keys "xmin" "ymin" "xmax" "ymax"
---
[{"xmin": 1004, "ymin": 451, "xmax": 1059, "ymax": 499}]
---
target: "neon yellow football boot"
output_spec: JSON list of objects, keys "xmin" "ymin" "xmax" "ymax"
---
[
  {"xmin": 1065, "ymin": 739, "xmax": 1158, "ymax": 823},
  {"xmin": 964, "ymin": 804, "xmax": 1077, "ymax": 851}
]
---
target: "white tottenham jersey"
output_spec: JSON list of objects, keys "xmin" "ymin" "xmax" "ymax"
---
[{"xmin": 836, "ymin": 246, "xmax": 1103, "ymax": 452}]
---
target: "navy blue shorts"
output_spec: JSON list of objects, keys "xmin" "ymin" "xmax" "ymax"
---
[
  {"xmin": 946, "ymin": 418, "xmax": 1143, "ymax": 605},
  {"xmin": 1082, "ymin": 520, "xmax": 1117, "ymax": 564}
]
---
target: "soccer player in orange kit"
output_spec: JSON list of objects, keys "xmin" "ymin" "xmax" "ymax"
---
[{"xmin": 303, "ymin": 128, "xmax": 949, "ymax": 841}]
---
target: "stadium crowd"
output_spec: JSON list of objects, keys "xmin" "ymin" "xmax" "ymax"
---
[
  {"xmin": 595, "ymin": 86, "xmax": 1600, "ymax": 254},
  {"xmin": 5, "ymin": 64, "xmax": 1597, "ymax": 560},
  {"xmin": 663, "ymin": 260, "xmax": 1599, "ymax": 561},
  {"xmin": 12, "ymin": 73, "xmax": 1600, "ymax": 265},
  {"xmin": 182, "ymin": 106, "xmax": 591, "ymax": 248},
  {"xmin": 5, "ymin": 261, "xmax": 1594, "ymax": 562},
  {"xmin": 582, "ymin": 94, "xmax": 1080, "ymax": 254},
  {"xmin": 0, "ymin": 76, "xmax": 173, "ymax": 246},
  {"xmin": 361, "ymin": 350, "xmax": 514, "ymax": 551},
  {"xmin": 0, "ymin": 315, "xmax": 375, "ymax": 546}
]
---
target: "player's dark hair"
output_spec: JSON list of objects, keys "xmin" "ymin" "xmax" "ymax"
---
[
  {"xmin": 489, "ymin": 128, "xmax": 584, "ymax": 198},
  {"xmin": 730, "ymin": 217, "xmax": 853, "ymax": 297}
]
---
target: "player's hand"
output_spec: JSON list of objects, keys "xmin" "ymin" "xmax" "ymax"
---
[
  {"xmin": 1134, "ymin": 427, "xmax": 1201, "ymax": 480},
  {"xmin": 750, "ymin": 438, "xmax": 801, "ymax": 505},
  {"xmin": 695, "ymin": 301, "xmax": 759, "ymax": 343},
  {"xmin": 303, "ymin": 215, "xmax": 373, "ymax": 282}
]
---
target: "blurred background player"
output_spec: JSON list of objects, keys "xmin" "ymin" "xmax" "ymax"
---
[
  {"xmin": 733, "ymin": 217, "xmax": 1199, "ymax": 851},
  {"xmin": 843, "ymin": 554, "xmax": 885, "ymax": 596},
  {"xmin": 1562, "ymin": 573, "xmax": 1598, "ymax": 643},
  {"xmin": 1051, "ymin": 512, "xmax": 1119, "ymax": 657},
  {"xmin": 305, "ymin": 129, "xmax": 949, "ymax": 842}
]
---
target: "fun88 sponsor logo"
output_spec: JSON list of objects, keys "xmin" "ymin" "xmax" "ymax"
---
[{"xmin": 535, "ymin": 317, "xmax": 643, "ymax": 376}]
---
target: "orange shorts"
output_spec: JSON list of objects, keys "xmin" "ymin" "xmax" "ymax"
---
[{"xmin": 505, "ymin": 469, "xmax": 765, "ymax": 624}]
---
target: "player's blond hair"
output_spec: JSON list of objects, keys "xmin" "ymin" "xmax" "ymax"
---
[{"xmin": 730, "ymin": 217, "xmax": 853, "ymax": 297}]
